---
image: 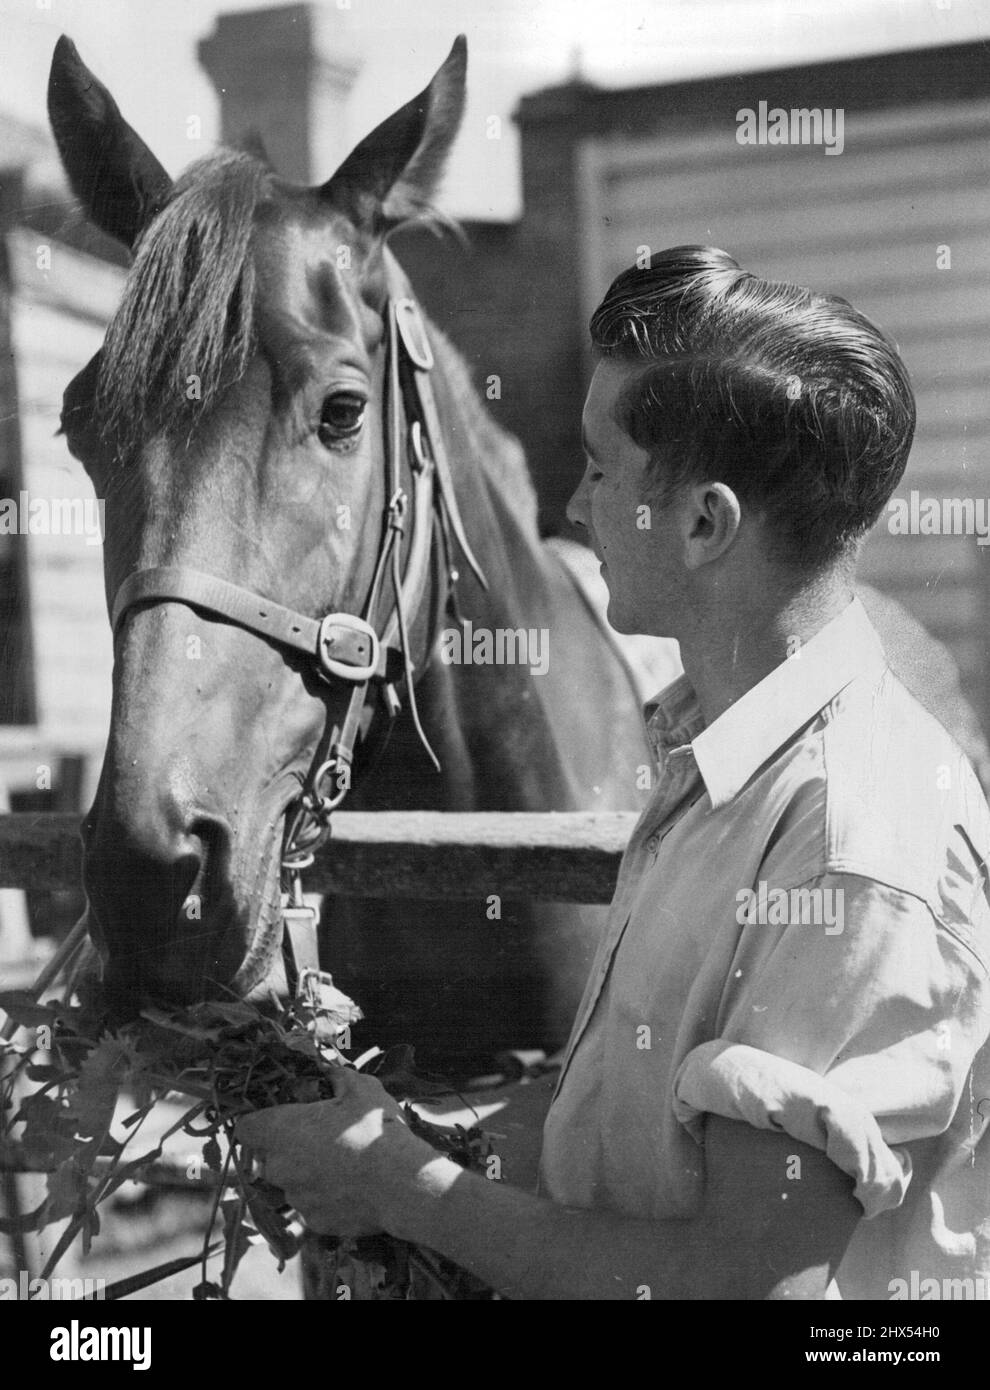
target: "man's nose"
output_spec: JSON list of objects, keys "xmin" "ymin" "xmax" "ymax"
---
[{"xmin": 566, "ymin": 469, "xmax": 590, "ymax": 531}]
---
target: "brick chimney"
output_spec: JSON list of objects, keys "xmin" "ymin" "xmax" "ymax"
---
[{"xmin": 198, "ymin": 3, "xmax": 362, "ymax": 185}]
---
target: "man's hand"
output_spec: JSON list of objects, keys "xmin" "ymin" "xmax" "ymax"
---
[
  {"xmin": 237, "ymin": 1088, "xmax": 861, "ymax": 1297},
  {"xmin": 235, "ymin": 1068, "xmax": 439, "ymax": 1238}
]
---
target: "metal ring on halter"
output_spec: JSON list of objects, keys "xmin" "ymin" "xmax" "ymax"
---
[
  {"xmin": 281, "ymin": 847, "xmax": 315, "ymax": 871},
  {"xmin": 312, "ymin": 757, "xmax": 351, "ymax": 813}
]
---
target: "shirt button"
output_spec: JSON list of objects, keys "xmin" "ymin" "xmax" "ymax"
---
[{"xmin": 646, "ymin": 834, "xmax": 661, "ymax": 856}]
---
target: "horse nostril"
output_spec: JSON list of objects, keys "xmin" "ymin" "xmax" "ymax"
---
[{"xmin": 177, "ymin": 815, "xmax": 231, "ymax": 908}]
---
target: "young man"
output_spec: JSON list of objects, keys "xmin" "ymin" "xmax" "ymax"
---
[{"xmin": 238, "ymin": 247, "xmax": 990, "ymax": 1300}]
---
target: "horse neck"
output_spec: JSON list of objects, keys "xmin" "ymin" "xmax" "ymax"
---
[
  {"xmin": 425, "ymin": 322, "xmax": 549, "ymax": 621},
  {"xmin": 407, "ymin": 324, "xmax": 588, "ymax": 809}
]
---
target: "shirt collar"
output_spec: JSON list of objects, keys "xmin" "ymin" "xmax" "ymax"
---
[{"xmin": 644, "ymin": 597, "xmax": 889, "ymax": 809}]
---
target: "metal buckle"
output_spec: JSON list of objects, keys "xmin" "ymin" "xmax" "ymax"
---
[
  {"xmin": 280, "ymin": 870, "xmax": 320, "ymax": 974},
  {"xmin": 394, "ymin": 297, "xmax": 435, "ymax": 372},
  {"xmin": 317, "ymin": 613, "xmax": 381, "ymax": 682}
]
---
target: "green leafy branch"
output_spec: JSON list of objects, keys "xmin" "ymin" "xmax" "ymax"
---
[{"xmin": 0, "ymin": 986, "xmax": 495, "ymax": 1300}]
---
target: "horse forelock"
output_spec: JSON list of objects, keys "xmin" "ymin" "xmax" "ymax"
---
[{"xmin": 96, "ymin": 149, "xmax": 270, "ymax": 457}]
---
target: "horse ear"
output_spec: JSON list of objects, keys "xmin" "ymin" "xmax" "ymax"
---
[
  {"xmin": 47, "ymin": 35, "xmax": 172, "ymax": 249},
  {"xmin": 319, "ymin": 35, "xmax": 466, "ymax": 231}
]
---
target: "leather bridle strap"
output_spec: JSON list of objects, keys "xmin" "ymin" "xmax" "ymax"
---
[
  {"xmin": 111, "ymin": 566, "xmax": 381, "ymax": 681},
  {"xmin": 392, "ymin": 297, "xmax": 487, "ymax": 594}
]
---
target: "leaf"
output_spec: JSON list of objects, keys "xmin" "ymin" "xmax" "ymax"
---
[
  {"xmin": 371, "ymin": 1046, "xmax": 457, "ymax": 1102},
  {"xmin": 17, "ymin": 1093, "xmax": 78, "ymax": 1167},
  {"xmin": 71, "ymin": 1036, "xmax": 129, "ymax": 1143},
  {"xmin": 121, "ymin": 1104, "xmax": 155, "ymax": 1130},
  {"xmin": 0, "ymin": 992, "xmax": 60, "ymax": 1027},
  {"xmin": 245, "ymin": 1186, "xmax": 299, "ymax": 1268},
  {"xmin": 203, "ymin": 1136, "xmax": 223, "ymax": 1173},
  {"xmin": 100, "ymin": 1147, "xmax": 166, "ymax": 1201},
  {"xmin": 139, "ymin": 1007, "xmax": 224, "ymax": 1041},
  {"xmin": 25, "ymin": 1063, "xmax": 64, "ymax": 1083},
  {"xmin": 157, "ymin": 1102, "xmax": 207, "ymax": 1142},
  {"xmin": 97, "ymin": 1241, "xmax": 224, "ymax": 1301},
  {"xmin": 80, "ymin": 1202, "xmax": 100, "ymax": 1257},
  {"xmin": 192, "ymin": 1280, "xmax": 225, "ymax": 1301},
  {"xmin": 0, "ymin": 1198, "xmax": 49, "ymax": 1235},
  {"xmin": 44, "ymin": 1160, "xmax": 87, "ymax": 1223},
  {"xmin": 197, "ymin": 1001, "xmax": 260, "ymax": 1028},
  {"xmin": 220, "ymin": 1198, "xmax": 253, "ymax": 1293}
]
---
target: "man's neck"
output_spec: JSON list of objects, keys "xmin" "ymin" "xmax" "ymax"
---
[{"xmin": 678, "ymin": 577, "xmax": 855, "ymax": 728}]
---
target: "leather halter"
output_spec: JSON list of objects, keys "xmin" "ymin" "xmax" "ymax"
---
[{"xmin": 109, "ymin": 251, "xmax": 487, "ymax": 978}]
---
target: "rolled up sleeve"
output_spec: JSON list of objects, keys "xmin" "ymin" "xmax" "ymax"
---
[{"xmin": 671, "ymin": 874, "xmax": 990, "ymax": 1218}]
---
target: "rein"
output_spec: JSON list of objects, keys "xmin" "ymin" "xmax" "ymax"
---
[{"xmin": 109, "ymin": 252, "xmax": 488, "ymax": 988}]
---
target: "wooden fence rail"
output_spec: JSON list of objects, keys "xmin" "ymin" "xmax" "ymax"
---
[{"xmin": 0, "ymin": 811, "xmax": 637, "ymax": 903}]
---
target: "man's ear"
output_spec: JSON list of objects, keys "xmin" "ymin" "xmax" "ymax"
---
[
  {"xmin": 48, "ymin": 35, "xmax": 172, "ymax": 249},
  {"xmin": 683, "ymin": 482, "xmax": 743, "ymax": 568},
  {"xmin": 318, "ymin": 36, "xmax": 466, "ymax": 233}
]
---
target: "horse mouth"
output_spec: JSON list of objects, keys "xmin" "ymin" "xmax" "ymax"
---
[
  {"xmin": 229, "ymin": 820, "xmax": 288, "ymax": 1000},
  {"xmin": 89, "ymin": 812, "xmax": 290, "ymax": 1017}
]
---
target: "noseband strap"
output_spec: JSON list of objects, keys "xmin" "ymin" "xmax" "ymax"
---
[{"xmin": 111, "ymin": 568, "xmax": 381, "ymax": 681}]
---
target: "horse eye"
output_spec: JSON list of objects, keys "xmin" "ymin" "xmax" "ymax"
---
[{"xmin": 318, "ymin": 393, "xmax": 366, "ymax": 448}]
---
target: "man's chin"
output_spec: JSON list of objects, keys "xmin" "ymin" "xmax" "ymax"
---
[{"xmin": 605, "ymin": 598, "xmax": 634, "ymax": 634}]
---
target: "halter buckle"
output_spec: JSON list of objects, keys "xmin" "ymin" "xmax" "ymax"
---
[{"xmin": 317, "ymin": 613, "xmax": 381, "ymax": 683}]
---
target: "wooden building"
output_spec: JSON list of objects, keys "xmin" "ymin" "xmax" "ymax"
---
[{"xmin": 1, "ymin": 125, "xmax": 121, "ymax": 978}]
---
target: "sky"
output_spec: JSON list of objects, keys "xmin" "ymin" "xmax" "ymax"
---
[{"xmin": 2, "ymin": 0, "xmax": 989, "ymax": 219}]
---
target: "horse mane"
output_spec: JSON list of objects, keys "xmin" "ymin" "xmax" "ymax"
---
[
  {"xmin": 97, "ymin": 150, "xmax": 268, "ymax": 457},
  {"xmin": 425, "ymin": 322, "xmax": 542, "ymax": 542}
]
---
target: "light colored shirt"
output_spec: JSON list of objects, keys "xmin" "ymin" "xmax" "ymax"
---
[{"xmin": 540, "ymin": 597, "xmax": 990, "ymax": 1300}]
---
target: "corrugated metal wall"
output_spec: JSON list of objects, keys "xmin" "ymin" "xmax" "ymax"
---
[{"xmin": 576, "ymin": 97, "xmax": 990, "ymax": 731}]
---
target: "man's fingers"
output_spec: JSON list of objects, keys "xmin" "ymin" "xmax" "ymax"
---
[
  {"xmin": 235, "ymin": 1113, "xmax": 271, "ymax": 1147},
  {"xmin": 235, "ymin": 1108, "xmax": 301, "ymax": 1149}
]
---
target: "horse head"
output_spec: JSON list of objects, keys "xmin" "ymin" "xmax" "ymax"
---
[{"xmin": 49, "ymin": 34, "xmax": 469, "ymax": 1012}]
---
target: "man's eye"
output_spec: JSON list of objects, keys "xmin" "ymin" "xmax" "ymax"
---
[{"xmin": 318, "ymin": 393, "xmax": 366, "ymax": 448}]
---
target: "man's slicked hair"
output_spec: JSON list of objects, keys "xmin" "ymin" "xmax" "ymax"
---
[{"xmin": 590, "ymin": 246, "xmax": 916, "ymax": 569}]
